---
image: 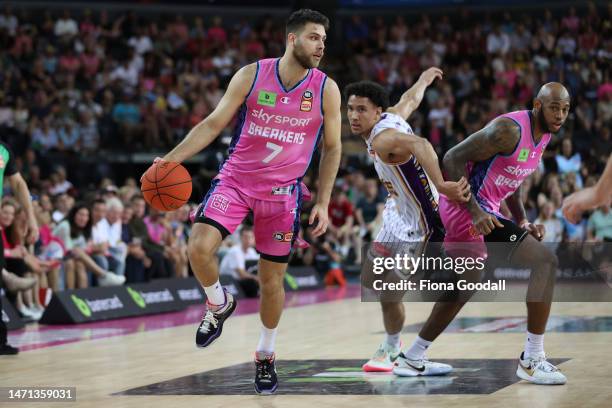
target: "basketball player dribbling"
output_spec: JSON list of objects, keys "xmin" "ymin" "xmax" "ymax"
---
[
  {"xmin": 145, "ymin": 9, "xmax": 341, "ymax": 394},
  {"xmin": 345, "ymin": 69, "xmax": 472, "ymax": 377},
  {"xmin": 439, "ymin": 82, "xmax": 571, "ymax": 385}
]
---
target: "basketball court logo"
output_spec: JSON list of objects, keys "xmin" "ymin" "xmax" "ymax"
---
[{"xmin": 210, "ymin": 194, "xmax": 230, "ymax": 214}]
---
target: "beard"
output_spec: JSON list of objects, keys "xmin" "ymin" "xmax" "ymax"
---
[
  {"xmin": 292, "ymin": 41, "xmax": 316, "ymax": 69},
  {"xmin": 536, "ymin": 108, "xmax": 557, "ymax": 134}
]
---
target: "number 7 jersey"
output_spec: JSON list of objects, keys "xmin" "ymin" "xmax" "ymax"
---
[{"xmin": 216, "ymin": 58, "xmax": 327, "ymax": 201}]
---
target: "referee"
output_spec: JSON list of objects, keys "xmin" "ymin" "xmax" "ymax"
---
[{"xmin": 0, "ymin": 141, "xmax": 39, "ymax": 355}]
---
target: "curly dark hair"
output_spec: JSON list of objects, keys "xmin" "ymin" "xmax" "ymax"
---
[
  {"xmin": 344, "ymin": 81, "xmax": 390, "ymax": 110},
  {"xmin": 286, "ymin": 9, "xmax": 329, "ymax": 36}
]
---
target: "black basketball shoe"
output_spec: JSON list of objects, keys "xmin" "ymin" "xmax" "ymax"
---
[
  {"xmin": 254, "ymin": 352, "xmax": 278, "ymax": 395},
  {"xmin": 195, "ymin": 290, "xmax": 237, "ymax": 348}
]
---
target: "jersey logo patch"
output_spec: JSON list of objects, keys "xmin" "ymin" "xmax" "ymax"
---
[
  {"xmin": 257, "ymin": 90, "xmax": 277, "ymax": 107},
  {"xmin": 209, "ymin": 194, "xmax": 230, "ymax": 214},
  {"xmin": 273, "ymin": 232, "xmax": 293, "ymax": 242},
  {"xmin": 300, "ymin": 90, "xmax": 313, "ymax": 112},
  {"xmin": 517, "ymin": 148, "xmax": 530, "ymax": 162}
]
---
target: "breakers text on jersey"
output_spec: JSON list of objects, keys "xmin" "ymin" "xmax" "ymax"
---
[{"xmin": 247, "ymin": 108, "xmax": 309, "ymax": 145}]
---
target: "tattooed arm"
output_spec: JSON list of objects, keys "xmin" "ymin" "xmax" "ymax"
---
[{"xmin": 442, "ymin": 118, "xmax": 521, "ymax": 235}]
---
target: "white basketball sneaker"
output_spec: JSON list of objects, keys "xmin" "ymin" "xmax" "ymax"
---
[
  {"xmin": 393, "ymin": 352, "xmax": 453, "ymax": 377},
  {"xmin": 516, "ymin": 352, "xmax": 567, "ymax": 385},
  {"xmin": 362, "ymin": 342, "xmax": 402, "ymax": 372}
]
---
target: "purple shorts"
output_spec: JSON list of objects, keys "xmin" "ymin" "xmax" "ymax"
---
[{"xmin": 194, "ymin": 179, "xmax": 303, "ymax": 262}]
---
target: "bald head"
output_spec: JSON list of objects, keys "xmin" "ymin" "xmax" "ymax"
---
[
  {"xmin": 536, "ymin": 82, "xmax": 570, "ymax": 103},
  {"xmin": 533, "ymin": 82, "xmax": 571, "ymax": 134}
]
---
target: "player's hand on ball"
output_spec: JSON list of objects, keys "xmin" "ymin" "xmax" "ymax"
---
[
  {"xmin": 472, "ymin": 210, "xmax": 504, "ymax": 236},
  {"xmin": 522, "ymin": 222, "xmax": 545, "ymax": 241},
  {"xmin": 309, "ymin": 204, "xmax": 329, "ymax": 237},
  {"xmin": 140, "ymin": 157, "xmax": 165, "ymax": 183},
  {"xmin": 439, "ymin": 177, "xmax": 471, "ymax": 203},
  {"xmin": 418, "ymin": 67, "xmax": 443, "ymax": 86}
]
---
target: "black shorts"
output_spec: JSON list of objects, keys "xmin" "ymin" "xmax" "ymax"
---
[{"xmin": 484, "ymin": 216, "xmax": 529, "ymax": 262}]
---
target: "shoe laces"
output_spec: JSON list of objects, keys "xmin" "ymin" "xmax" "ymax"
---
[
  {"xmin": 256, "ymin": 358, "xmax": 274, "ymax": 380},
  {"xmin": 199, "ymin": 310, "xmax": 219, "ymax": 333},
  {"xmin": 372, "ymin": 346, "xmax": 388, "ymax": 360},
  {"xmin": 532, "ymin": 356, "xmax": 559, "ymax": 373}
]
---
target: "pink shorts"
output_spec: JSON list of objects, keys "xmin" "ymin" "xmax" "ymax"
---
[
  {"xmin": 194, "ymin": 179, "xmax": 304, "ymax": 262},
  {"xmin": 438, "ymin": 194, "xmax": 487, "ymax": 259}
]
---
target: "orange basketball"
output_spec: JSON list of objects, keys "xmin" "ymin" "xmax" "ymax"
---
[{"xmin": 141, "ymin": 161, "xmax": 192, "ymax": 211}]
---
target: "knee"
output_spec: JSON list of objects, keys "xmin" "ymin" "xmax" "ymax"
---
[
  {"xmin": 535, "ymin": 247, "xmax": 558, "ymax": 271},
  {"xmin": 259, "ymin": 272, "xmax": 284, "ymax": 294},
  {"xmin": 187, "ymin": 233, "xmax": 217, "ymax": 264}
]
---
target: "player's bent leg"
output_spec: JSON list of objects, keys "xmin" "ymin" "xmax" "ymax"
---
[
  {"xmin": 254, "ymin": 257, "xmax": 287, "ymax": 395},
  {"xmin": 189, "ymin": 223, "xmax": 237, "ymax": 348},
  {"xmin": 510, "ymin": 234, "xmax": 566, "ymax": 385},
  {"xmin": 187, "ymin": 223, "xmax": 224, "ymax": 286},
  {"xmin": 510, "ymin": 235, "xmax": 558, "ymax": 333}
]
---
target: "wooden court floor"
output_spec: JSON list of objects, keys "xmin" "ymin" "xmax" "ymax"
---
[{"xmin": 2, "ymin": 293, "xmax": 612, "ymax": 408}]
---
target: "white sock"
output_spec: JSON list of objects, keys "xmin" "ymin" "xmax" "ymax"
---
[
  {"xmin": 256, "ymin": 326, "xmax": 278, "ymax": 354},
  {"xmin": 203, "ymin": 280, "xmax": 226, "ymax": 307},
  {"xmin": 524, "ymin": 331, "xmax": 545, "ymax": 359},
  {"xmin": 385, "ymin": 332, "xmax": 401, "ymax": 349},
  {"xmin": 404, "ymin": 335, "xmax": 432, "ymax": 361}
]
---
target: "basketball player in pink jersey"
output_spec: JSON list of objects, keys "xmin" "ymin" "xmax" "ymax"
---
[
  {"xmin": 439, "ymin": 82, "xmax": 571, "ymax": 385},
  {"xmin": 144, "ymin": 9, "xmax": 341, "ymax": 394}
]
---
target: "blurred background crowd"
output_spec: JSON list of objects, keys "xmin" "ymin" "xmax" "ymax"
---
[{"xmin": 0, "ymin": 2, "xmax": 610, "ymax": 319}]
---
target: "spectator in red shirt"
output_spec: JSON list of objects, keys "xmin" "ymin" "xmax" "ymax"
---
[
  {"xmin": 327, "ymin": 187, "xmax": 355, "ymax": 261},
  {"xmin": 208, "ymin": 16, "xmax": 227, "ymax": 45}
]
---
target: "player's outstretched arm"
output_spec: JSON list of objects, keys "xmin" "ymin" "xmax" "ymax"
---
[
  {"xmin": 562, "ymin": 154, "xmax": 612, "ymax": 224},
  {"xmin": 310, "ymin": 78, "xmax": 342, "ymax": 237},
  {"xmin": 372, "ymin": 129, "xmax": 470, "ymax": 203},
  {"xmin": 162, "ymin": 64, "xmax": 257, "ymax": 163},
  {"xmin": 387, "ymin": 67, "xmax": 443, "ymax": 120},
  {"xmin": 442, "ymin": 118, "xmax": 520, "ymax": 234}
]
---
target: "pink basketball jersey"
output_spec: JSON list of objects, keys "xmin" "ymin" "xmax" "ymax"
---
[
  {"xmin": 467, "ymin": 110, "xmax": 551, "ymax": 216},
  {"xmin": 216, "ymin": 58, "xmax": 327, "ymax": 201}
]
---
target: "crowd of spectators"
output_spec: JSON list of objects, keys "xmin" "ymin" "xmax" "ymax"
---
[{"xmin": 0, "ymin": 4, "xmax": 610, "ymax": 319}]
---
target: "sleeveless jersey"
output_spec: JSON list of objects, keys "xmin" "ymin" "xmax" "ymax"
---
[
  {"xmin": 468, "ymin": 110, "xmax": 551, "ymax": 216},
  {"xmin": 216, "ymin": 58, "xmax": 327, "ymax": 201},
  {"xmin": 367, "ymin": 112, "xmax": 440, "ymax": 238}
]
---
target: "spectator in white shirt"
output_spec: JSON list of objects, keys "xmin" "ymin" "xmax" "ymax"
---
[
  {"xmin": 487, "ymin": 25, "xmax": 510, "ymax": 55},
  {"xmin": 219, "ymin": 226, "xmax": 259, "ymax": 297},
  {"xmin": 110, "ymin": 60, "xmax": 139, "ymax": 90},
  {"xmin": 90, "ymin": 198, "xmax": 127, "ymax": 277},
  {"xmin": 128, "ymin": 26, "xmax": 153, "ymax": 55},
  {"xmin": 54, "ymin": 10, "xmax": 78, "ymax": 39}
]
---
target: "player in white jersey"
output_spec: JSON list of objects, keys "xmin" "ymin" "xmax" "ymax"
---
[{"xmin": 345, "ymin": 68, "xmax": 470, "ymax": 376}]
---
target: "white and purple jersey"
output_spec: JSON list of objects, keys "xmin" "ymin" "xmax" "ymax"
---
[
  {"xmin": 216, "ymin": 58, "xmax": 327, "ymax": 201},
  {"xmin": 367, "ymin": 112, "xmax": 440, "ymax": 240}
]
